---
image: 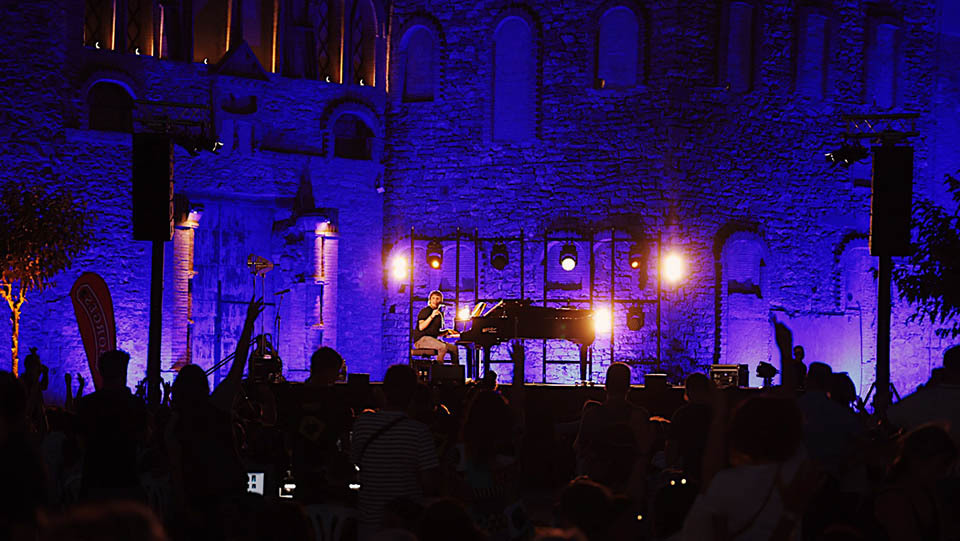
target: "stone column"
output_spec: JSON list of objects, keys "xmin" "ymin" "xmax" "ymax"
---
[{"xmin": 171, "ymin": 208, "xmax": 201, "ymax": 368}]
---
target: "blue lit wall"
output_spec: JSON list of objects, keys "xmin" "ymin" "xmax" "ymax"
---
[{"xmin": 1, "ymin": 0, "xmax": 958, "ymax": 404}]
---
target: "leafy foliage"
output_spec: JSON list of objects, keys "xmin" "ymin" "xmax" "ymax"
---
[
  {"xmin": 893, "ymin": 174, "xmax": 960, "ymax": 338},
  {"xmin": 0, "ymin": 180, "xmax": 92, "ymax": 374}
]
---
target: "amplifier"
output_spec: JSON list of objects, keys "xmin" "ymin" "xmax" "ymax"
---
[{"xmin": 710, "ymin": 364, "xmax": 749, "ymax": 389}]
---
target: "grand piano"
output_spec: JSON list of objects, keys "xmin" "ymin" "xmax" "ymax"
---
[{"xmin": 456, "ymin": 300, "xmax": 596, "ymax": 381}]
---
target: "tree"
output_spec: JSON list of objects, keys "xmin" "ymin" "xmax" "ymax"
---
[
  {"xmin": 893, "ymin": 174, "xmax": 960, "ymax": 338},
  {"xmin": 0, "ymin": 181, "xmax": 91, "ymax": 375}
]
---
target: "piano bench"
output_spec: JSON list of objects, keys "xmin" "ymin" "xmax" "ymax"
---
[{"xmin": 410, "ymin": 349, "xmax": 439, "ymax": 381}]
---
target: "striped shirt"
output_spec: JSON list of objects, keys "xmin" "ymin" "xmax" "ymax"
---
[{"xmin": 349, "ymin": 410, "xmax": 438, "ymax": 527}]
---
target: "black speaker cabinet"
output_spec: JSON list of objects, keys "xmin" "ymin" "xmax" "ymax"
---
[
  {"xmin": 870, "ymin": 146, "xmax": 914, "ymax": 257},
  {"xmin": 132, "ymin": 133, "xmax": 174, "ymax": 241}
]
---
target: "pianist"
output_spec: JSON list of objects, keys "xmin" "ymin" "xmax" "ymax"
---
[{"xmin": 413, "ymin": 290, "xmax": 460, "ymax": 365}]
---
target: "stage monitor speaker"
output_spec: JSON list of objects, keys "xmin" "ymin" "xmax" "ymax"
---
[
  {"xmin": 132, "ymin": 133, "xmax": 174, "ymax": 241},
  {"xmin": 644, "ymin": 373, "xmax": 668, "ymax": 390},
  {"xmin": 870, "ymin": 146, "xmax": 913, "ymax": 257},
  {"xmin": 430, "ymin": 364, "xmax": 465, "ymax": 385}
]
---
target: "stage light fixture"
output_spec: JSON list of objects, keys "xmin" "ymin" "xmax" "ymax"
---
[
  {"xmin": 490, "ymin": 242, "xmax": 509, "ymax": 270},
  {"xmin": 457, "ymin": 306, "xmax": 471, "ymax": 321},
  {"xmin": 559, "ymin": 244, "xmax": 578, "ymax": 271},
  {"xmin": 626, "ymin": 305, "xmax": 644, "ymax": 331},
  {"xmin": 825, "ymin": 142, "xmax": 869, "ymax": 167},
  {"xmin": 426, "ymin": 240, "xmax": 443, "ymax": 269},
  {"xmin": 593, "ymin": 306, "xmax": 612, "ymax": 334},
  {"xmin": 390, "ymin": 255, "xmax": 408, "ymax": 281},
  {"xmin": 628, "ymin": 242, "xmax": 645, "ymax": 270},
  {"xmin": 662, "ymin": 251, "xmax": 685, "ymax": 284}
]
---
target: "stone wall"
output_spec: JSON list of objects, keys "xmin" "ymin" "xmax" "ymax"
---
[{"xmin": 0, "ymin": 0, "xmax": 958, "ymax": 404}]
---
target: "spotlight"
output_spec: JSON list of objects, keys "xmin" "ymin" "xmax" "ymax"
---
[
  {"xmin": 389, "ymin": 255, "xmax": 408, "ymax": 281},
  {"xmin": 626, "ymin": 305, "xmax": 644, "ymax": 331},
  {"xmin": 559, "ymin": 244, "xmax": 578, "ymax": 271},
  {"xmin": 662, "ymin": 251, "xmax": 685, "ymax": 284},
  {"xmin": 757, "ymin": 361, "xmax": 779, "ymax": 388},
  {"xmin": 490, "ymin": 242, "xmax": 509, "ymax": 270},
  {"xmin": 457, "ymin": 306, "xmax": 471, "ymax": 321},
  {"xmin": 825, "ymin": 142, "xmax": 869, "ymax": 167},
  {"xmin": 593, "ymin": 306, "xmax": 612, "ymax": 334},
  {"xmin": 426, "ymin": 240, "xmax": 443, "ymax": 269},
  {"xmin": 628, "ymin": 242, "xmax": 645, "ymax": 270}
]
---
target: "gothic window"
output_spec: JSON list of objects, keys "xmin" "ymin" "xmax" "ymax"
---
[
  {"xmin": 723, "ymin": 1, "xmax": 756, "ymax": 93},
  {"xmin": 349, "ymin": 0, "xmax": 377, "ymax": 85},
  {"xmin": 125, "ymin": 0, "xmax": 155, "ymax": 55},
  {"xmin": 192, "ymin": 0, "xmax": 229, "ymax": 64},
  {"xmin": 88, "ymin": 81, "xmax": 134, "ymax": 133},
  {"xmin": 283, "ymin": 0, "xmax": 334, "ymax": 80},
  {"xmin": 493, "ymin": 16, "xmax": 536, "ymax": 142},
  {"xmin": 333, "ymin": 114, "xmax": 374, "ymax": 160},
  {"xmin": 401, "ymin": 26, "xmax": 435, "ymax": 102},
  {"xmin": 84, "ymin": 0, "xmax": 114, "ymax": 48},
  {"xmin": 865, "ymin": 20, "xmax": 898, "ymax": 108},
  {"xmin": 596, "ymin": 6, "xmax": 640, "ymax": 89},
  {"xmin": 796, "ymin": 8, "xmax": 827, "ymax": 98},
  {"xmin": 243, "ymin": 0, "xmax": 280, "ymax": 72}
]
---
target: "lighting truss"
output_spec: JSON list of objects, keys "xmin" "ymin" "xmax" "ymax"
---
[
  {"xmin": 133, "ymin": 99, "xmax": 220, "ymax": 155},
  {"xmin": 841, "ymin": 113, "xmax": 919, "ymax": 142}
]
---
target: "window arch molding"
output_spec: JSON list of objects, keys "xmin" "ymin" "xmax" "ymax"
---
[
  {"xmin": 321, "ymin": 100, "xmax": 383, "ymax": 161},
  {"xmin": 589, "ymin": 0, "xmax": 648, "ymax": 90},
  {"xmin": 393, "ymin": 13, "xmax": 446, "ymax": 102},
  {"xmin": 80, "ymin": 71, "xmax": 140, "ymax": 133}
]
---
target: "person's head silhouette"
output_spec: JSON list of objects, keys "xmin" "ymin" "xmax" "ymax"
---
[{"xmin": 97, "ymin": 350, "xmax": 131, "ymax": 390}]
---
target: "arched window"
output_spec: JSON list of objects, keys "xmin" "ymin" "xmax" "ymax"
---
[
  {"xmin": 723, "ymin": 1, "xmax": 756, "ymax": 93},
  {"xmin": 493, "ymin": 16, "xmax": 535, "ymax": 142},
  {"xmin": 720, "ymin": 233, "xmax": 770, "ymax": 371},
  {"xmin": 126, "ymin": 0, "xmax": 156, "ymax": 55},
  {"xmin": 88, "ymin": 81, "xmax": 134, "ymax": 133},
  {"xmin": 866, "ymin": 20, "xmax": 898, "ymax": 108},
  {"xmin": 192, "ymin": 0, "xmax": 229, "ymax": 64},
  {"xmin": 596, "ymin": 6, "xmax": 640, "ymax": 89},
  {"xmin": 84, "ymin": 0, "xmax": 115, "ymax": 48},
  {"xmin": 349, "ymin": 0, "xmax": 377, "ymax": 85},
  {"xmin": 401, "ymin": 26, "xmax": 436, "ymax": 102},
  {"xmin": 796, "ymin": 8, "xmax": 828, "ymax": 98},
  {"xmin": 333, "ymin": 114, "xmax": 374, "ymax": 160},
  {"xmin": 243, "ymin": 0, "xmax": 280, "ymax": 72},
  {"xmin": 282, "ymin": 0, "xmax": 336, "ymax": 80}
]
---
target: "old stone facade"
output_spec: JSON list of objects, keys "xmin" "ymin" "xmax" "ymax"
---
[{"xmin": 1, "ymin": 0, "xmax": 959, "ymax": 401}]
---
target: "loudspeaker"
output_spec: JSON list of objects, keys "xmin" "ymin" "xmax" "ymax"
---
[
  {"xmin": 870, "ymin": 146, "xmax": 913, "ymax": 256},
  {"xmin": 132, "ymin": 133, "xmax": 174, "ymax": 241},
  {"xmin": 430, "ymin": 364, "xmax": 465, "ymax": 385}
]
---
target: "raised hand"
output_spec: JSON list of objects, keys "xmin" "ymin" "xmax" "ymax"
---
[
  {"xmin": 77, "ymin": 374, "xmax": 85, "ymax": 394},
  {"xmin": 244, "ymin": 296, "xmax": 266, "ymax": 330},
  {"xmin": 65, "ymin": 372, "xmax": 72, "ymax": 386}
]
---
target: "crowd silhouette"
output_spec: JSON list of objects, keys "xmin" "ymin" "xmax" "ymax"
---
[{"xmin": 3, "ymin": 298, "xmax": 960, "ymax": 541}]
